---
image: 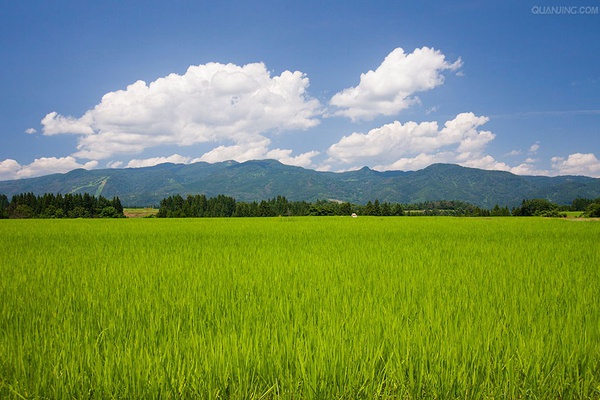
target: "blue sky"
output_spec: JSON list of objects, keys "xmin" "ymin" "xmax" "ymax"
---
[{"xmin": 1, "ymin": 0, "xmax": 599, "ymax": 180}]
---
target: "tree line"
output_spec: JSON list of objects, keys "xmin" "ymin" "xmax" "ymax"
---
[
  {"xmin": 155, "ymin": 194, "xmax": 600, "ymax": 218},
  {"xmin": 511, "ymin": 197, "xmax": 600, "ymax": 217},
  {"xmin": 1, "ymin": 192, "xmax": 599, "ymax": 219},
  {"xmin": 0, "ymin": 192, "xmax": 124, "ymax": 219}
]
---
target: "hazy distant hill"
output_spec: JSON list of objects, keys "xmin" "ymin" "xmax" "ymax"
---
[{"xmin": 1, "ymin": 160, "xmax": 599, "ymax": 208}]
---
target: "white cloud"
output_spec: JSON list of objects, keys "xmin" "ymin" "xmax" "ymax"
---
[
  {"xmin": 509, "ymin": 163, "xmax": 549, "ymax": 176},
  {"xmin": 266, "ymin": 149, "xmax": 320, "ymax": 168},
  {"xmin": 370, "ymin": 153, "xmax": 552, "ymax": 176},
  {"xmin": 196, "ymin": 137, "xmax": 272, "ymax": 164},
  {"xmin": 459, "ymin": 155, "xmax": 512, "ymax": 171},
  {"xmin": 529, "ymin": 141, "xmax": 540, "ymax": 154},
  {"xmin": 125, "ymin": 154, "xmax": 192, "ymax": 168},
  {"xmin": 107, "ymin": 161, "xmax": 123, "ymax": 169},
  {"xmin": 425, "ymin": 106, "xmax": 439, "ymax": 115},
  {"xmin": 327, "ymin": 112, "xmax": 493, "ymax": 168},
  {"xmin": 329, "ymin": 47, "xmax": 462, "ymax": 121},
  {"xmin": 115, "ymin": 145, "xmax": 319, "ymax": 170},
  {"xmin": 0, "ymin": 157, "xmax": 98, "ymax": 180},
  {"xmin": 374, "ymin": 152, "xmax": 518, "ymax": 174},
  {"xmin": 195, "ymin": 135, "xmax": 319, "ymax": 168},
  {"xmin": 315, "ymin": 164, "xmax": 333, "ymax": 172},
  {"xmin": 40, "ymin": 62, "xmax": 322, "ymax": 160},
  {"xmin": 446, "ymin": 114, "xmax": 494, "ymax": 153},
  {"xmin": 551, "ymin": 153, "xmax": 600, "ymax": 177},
  {"xmin": 18, "ymin": 50, "xmax": 596, "ymax": 180},
  {"xmin": 0, "ymin": 159, "xmax": 22, "ymax": 180},
  {"xmin": 19, "ymin": 157, "xmax": 98, "ymax": 178},
  {"xmin": 506, "ymin": 149, "xmax": 522, "ymax": 156},
  {"xmin": 323, "ymin": 112, "xmax": 558, "ymax": 175},
  {"xmin": 374, "ymin": 152, "xmax": 453, "ymax": 171},
  {"xmin": 42, "ymin": 112, "xmax": 95, "ymax": 135}
]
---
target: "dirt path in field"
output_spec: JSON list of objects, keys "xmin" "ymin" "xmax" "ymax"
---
[{"xmin": 124, "ymin": 208, "xmax": 159, "ymax": 218}]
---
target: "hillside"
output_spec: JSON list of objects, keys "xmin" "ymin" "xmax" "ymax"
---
[{"xmin": 1, "ymin": 160, "xmax": 599, "ymax": 208}]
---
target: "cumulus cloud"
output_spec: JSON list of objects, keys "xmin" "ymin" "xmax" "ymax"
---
[
  {"xmin": 324, "ymin": 112, "xmax": 561, "ymax": 176},
  {"xmin": 368, "ymin": 152, "xmax": 551, "ymax": 176},
  {"xmin": 197, "ymin": 137, "xmax": 272, "ymax": 164},
  {"xmin": 375, "ymin": 152, "xmax": 453, "ymax": 171},
  {"xmin": 323, "ymin": 111, "xmax": 569, "ymax": 176},
  {"xmin": 458, "ymin": 155, "xmax": 511, "ymax": 172},
  {"xmin": 265, "ymin": 149, "xmax": 320, "ymax": 168},
  {"xmin": 551, "ymin": 153, "xmax": 600, "ymax": 177},
  {"xmin": 509, "ymin": 163, "xmax": 549, "ymax": 176},
  {"xmin": 372, "ymin": 153, "xmax": 514, "ymax": 173},
  {"xmin": 0, "ymin": 157, "xmax": 98, "ymax": 180},
  {"xmin": 25, "ymin": 128, "xmax": 37, "ymax": 134},
  {"xmin": 19, "ymin": 50, "xmax": 596, "ymax": 180},
  {"xmin": 125, "ymin": 154, "xmax": 192, "ymax": 168},
  {"xmin": 329, "ymin": 47, "xmax": 462, "ymax": 121},
  {"xmin": 327, "ymin": 112, "xmax": 493, "ymax": 169},
  {"xmin": 40, "ymin": 62, "xmax": 322, "ymax": 160},
  {"xmin": 42, "ymin": 112, "xmax": 95, "ymax": 135},
  {"xmin": 425, "ymin": 106, "xmax": 439, "ymax": 115},
  {"xmin": 529, "ymin": 142, "xmax": 540, "ymax": 154},
  {"xmin": 19, "ymin": 157, "xmax": 98, "ymax": 178},
  {"xmin": 107, "ymin": 161, "xmax": 123, "ymax": 168},
  {"xmin": 195, "ymin": 135, "xmax": 320, "ymax": 168},
  {"xmin": 0, "ymin": 159, "xmax": 22, "ymax": 180},
  {"xmin": 114, "ymin": 146, "xmax": 320, "ymax": 170}
]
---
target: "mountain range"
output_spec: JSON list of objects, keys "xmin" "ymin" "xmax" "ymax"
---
[{"xmin": 1, "ymin": 160, "xmax": 599, "ymax": 208}]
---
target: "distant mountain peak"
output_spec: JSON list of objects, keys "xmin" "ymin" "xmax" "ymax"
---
[{"xmin": 0, "ymin": 161, "xmax": 598, "ymax": 208}]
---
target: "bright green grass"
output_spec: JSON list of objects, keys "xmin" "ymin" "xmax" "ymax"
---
[
  {"xmin": 564, "ymin": 211, "xmax": 585, "ymax": 218},
  {"xmin": 1, "ymin": 217, "xmax": 599, "ymax": 399}
]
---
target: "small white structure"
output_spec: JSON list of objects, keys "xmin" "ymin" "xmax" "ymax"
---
[{"xmin": 351, "ymin": 213, "xmax": 358, "ymax": 218}]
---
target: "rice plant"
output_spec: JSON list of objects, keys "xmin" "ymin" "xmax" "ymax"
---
[{"xmin": 1, "ymin": 217, "xmax": 599, "ymax": 398}]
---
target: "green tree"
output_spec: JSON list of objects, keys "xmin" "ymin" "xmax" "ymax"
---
[
  {"xmin": 111, "ymin": 196, "xmax": 124, "ymax": 215},
  {"xmin": 380, "ymin": 202, "xmax": 392, "ymax": 216},
  {"xmin": 308, "ymin": 201, "xmax": 335, "ymax": 216},
  {"xmin": 68, "ymin": 206, "xmax": 91, "ymax": 218},
  {"xmin": 339, "ymin": 202, "xmax": 353, "ymax": 216},
  {"xmin": 491, "ymin": 204, "xmax": 511, "ymax": 216},
  {"xmin": 372, "ymin": 199, "xmax": 381, "ymax": 216},
  {"xmin": 514, "ymin": 199, "xmax": 557, "ymax": 216},
  {"xmin": 571, "ymin": 198, "xmax": 594, "ymax": 211},
  {"xmin": 363, "ymin": 201, "xmax": 375, "ymax": 216},
  {"xmin": 99, "ymin": 206, "xmax": 119, "ymax": 218},
  {"xmin": 11, "ymin": 204, "xmax": 35, "ymax": 219},
  {"xmin": 0, "ymin": 194, "xmax": 8, "ymax": 219},
  {"xmin": 258, "ymin": 200, "xmax": 274, "ymax": 217},
  {"xmin": 392, "ymin": 203, "xmax": 404, "ymax": 216},
  {"xmin": 41, "ymin": 205, "xmax": 59, "ymax": 218},
  {"xmin": 585, "ymin": 202, "xmax": 600, "ymax": 218}
]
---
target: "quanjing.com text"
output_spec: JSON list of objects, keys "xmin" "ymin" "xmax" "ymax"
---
[{"xmin": 531, "ymin": 5, "xmax": 599, "ymax": 15}]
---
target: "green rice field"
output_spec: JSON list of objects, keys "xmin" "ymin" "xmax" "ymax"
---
[{"xmin": 1, "ymin": 217, "xmax": 599, "ymax": 398}]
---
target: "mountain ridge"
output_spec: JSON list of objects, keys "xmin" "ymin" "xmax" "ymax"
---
[{"xmin": 1, "ymin": 160, "xmax": 599, "ymax": 208}]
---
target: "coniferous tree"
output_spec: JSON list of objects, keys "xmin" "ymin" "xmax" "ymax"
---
[
  {"xmin": 0, "ymin": 194, "xmax": 9, "ymax": 218},
  {"xmin": 363, "ymin": 201, "xmax": 374, "ymax": 216},
  {"xmin": 112, "ymin": 197, "xmax": 124, "ymax": 215}
]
